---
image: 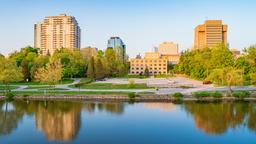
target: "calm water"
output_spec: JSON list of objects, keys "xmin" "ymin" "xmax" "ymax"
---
[{"xmin": 0, "ymin": 100, "xmax": 256, "ymax": 144}]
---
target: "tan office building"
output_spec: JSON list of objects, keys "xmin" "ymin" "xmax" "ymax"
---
[
  {"xmin": 194, "ymin": 20, "xmax": 227, "ymax": 50},
  {"xmin": 158, "ymin": 42, "xmax": 180, "ymax": 64},
  {"xmin": 130, "ymin": 52, "xmax": 168, "ymax": 75},
  {"xmin": 34, "ymin": 14, "xmax": 81, "ymax": 55}
]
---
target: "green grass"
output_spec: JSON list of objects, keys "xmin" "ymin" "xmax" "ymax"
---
[
  {"xmin": 2, "ymin": 91, "xmax": 132, "ymax": 96},
  {"xmin": 0, "ymin": 85, "xmax": 19, "ymax": 90},
  {"xmin": 2, "ymin": 78, "xmax": 74, "ymax": 85},
  {"xmin": 80, "ymin": 78, "xmax": 94, "ymax": 83},
  {"xmin": 232, "ymin": 91, "xmax": 250, "ymax": 98},
  {"xmin": 69, "ymin": 83, "xmax": 151, "ymax": 89}
]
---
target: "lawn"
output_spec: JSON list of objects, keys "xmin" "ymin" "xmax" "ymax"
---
[
  {"xmin": 0, "ymin": 85, "xmax": 19, "ymax": 90},
  {"xmin": 2, "ymin": 91, "xmax": 133, "ymax": 96},
  {"xmin": 2, "ymin": 78, "xmax": 74, "ymax": 85},
  {"xmin": 69, "ymin": 83, "xmax": 151, "ymax": 89}
]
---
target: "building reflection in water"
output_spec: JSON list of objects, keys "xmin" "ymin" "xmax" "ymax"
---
[
  {"xmin": 35, "ymin": 101, "xmax": 82, "ymax": 142},
  {"xmin": 184, "ymin": 102, "xmax": 256, "ymax": 135},
  {"xmin": 144, "ymin": 103, "xmax": 177, "ymax": 112}
]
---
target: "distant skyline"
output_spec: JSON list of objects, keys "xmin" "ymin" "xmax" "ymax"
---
[{"xmin": 0, "ymin": 0, "xmax": 256, "ymax": 57}]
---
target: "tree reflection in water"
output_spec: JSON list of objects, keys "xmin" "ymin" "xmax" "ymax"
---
[
  {"xmin": 0, "ymin": 101, "xmax": 24, "ymax": 136},
  {"xmin": 184, "ymin": 102, "xmax": 256, "ymax": 135},
  {"xmin": 82, "ymin": 102, "xmax": 125, "ymax": 115}
]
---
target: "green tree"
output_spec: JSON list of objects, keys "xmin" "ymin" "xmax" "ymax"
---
[
  {"xmin": 207, "ymin": 67, "xmax": 243, "ymax": 96},
  {"xmin": 0, "ymin": 58, "xmax": 23, "ymax": 94},
  {"xmin": 95, "ymin": 58, "xmax": 105, "ymax": 80},
  {"xmin": 35, "ymin": 60, "xmax": 63, "ymax": 87},
  {"xmin": 20, "ymin": 59, "xmax": 30, "ymax": 81},
  {"xmin": 105, "ymin": 48, "xmax": 117, "ymax": 76},
  {"xmin": 249, "ymin": 73, "xmax": 256, "ymax": 85},
  {"xmin": 30, "ymin": 55, "xmax": 49, "ymax": 80},
  {"xmin": 87, "ymin": 57, "xmax": 95, "ymax": 79},
  {"xmin": 144, "ymin": 66, "xmax": 150, "ymax": 77}
]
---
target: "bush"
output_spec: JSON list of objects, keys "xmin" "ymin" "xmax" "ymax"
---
[
  {"xmin": 232, "ymin": 91, "xmax": 250, "ymax": 99},
  {"xmin": 172, "ymin": 92, "xmax": 183, "ymax": 98},
  {"xmin": 192, "ymin": 91, "xmax": 210, "ymax": 98},
  {"xmin": 5, "ymin": 92, "xmax": 15, "ymax": 99},
  {"xmin": 127, "ymin": 80, "xmax": 135, "ymax": 88},
  {"xmin": 211, "ymin": 91, "xmax": 223, "ymax": 98},
  {"xmin": 22, "ymin": 94, "xmax": 29, "ymax": 97},
  {"xmin": 128, "ymin": 92, "xmax": 136, "ymax": 99}
]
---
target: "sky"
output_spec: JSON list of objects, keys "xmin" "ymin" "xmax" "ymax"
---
[{"xmin": 0, "ymin": 0, "xmax": 255, "ymax": 57}]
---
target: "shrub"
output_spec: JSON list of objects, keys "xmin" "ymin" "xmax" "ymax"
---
[
  {"xmin": 128, "ymin": 92, "xmax": 136, "ymax": 99},
  {"xmin": 211, "ymin": 91, "xmax": 223, "ymax": 98},
  {"xmin": 232, "ymin": 91, "xmax": 250, "ymax": 99},
  {"xmin": 5, "ymin": 92, "xmax": 15, "ymax": 99},
  {"xmin": 192, "ymin": 91, "xmax": 210, "ymax": 98},
  {"xmin": 22, "ymin": 94, "xmax": 29, "ymax": 97},
  {"xmin": 127, "ymin": 80, "xmax": 135, "ymax": 88},
  {"xmin": 172, "ymin": 92, "xmax": 183, "ymax": 98}
]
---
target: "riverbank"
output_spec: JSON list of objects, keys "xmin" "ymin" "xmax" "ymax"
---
[{"xmin": 1, "ymin": 94, "xmax": 256, "ymax": 102}]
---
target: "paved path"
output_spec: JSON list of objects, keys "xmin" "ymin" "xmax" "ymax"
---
[{"xmin": 0, "ymin": 77, "xmax": 256, "ymax": 95}]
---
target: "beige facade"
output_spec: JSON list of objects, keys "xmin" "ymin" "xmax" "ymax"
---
[
  {"xmin": 194, "ymin": 20, "xmax": 227, "ymax": 50},
  {"xmin": 230, "ymin": 48, "xmax": 241, "ymax": 59},
  {"xmin": 130, "ymin": 52, "xmax": 168, "ymax": 75},
  {"xmin": 158, "ymin": 42, "xmax": 178, "ymax": 55},
  {"xmin": 34, "ymin": 14, "xmax": 81, "ymax": 55},
  {"xmin": 157, "ymin": 42, "xmax": 180, "ymax": 64}
]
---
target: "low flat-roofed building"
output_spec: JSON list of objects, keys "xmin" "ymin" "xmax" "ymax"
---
[
  {"xmin": 230, "ymin": 48, "xmax": 241, "ymax": 59},
  {"xmin": 130, "ymin": 52, "xmax": 168, "ymax": 75}
]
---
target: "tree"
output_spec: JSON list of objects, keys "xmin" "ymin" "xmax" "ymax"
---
[
  {"xmin": 95, "ymin": 58, "xmax": 105, "ymax": 80},
  {"xmin": 31, "ymin": 55, "xmax": 49, "ymax": 80},
  {"xmin": 0, "ymin": 58, "xmax": 23, "ymax": 94},
  {"xmin": 87, "ymin": 57, "xmax": 95, "ymax": 79},
  {"xmin": 144, "ymin": 66, "xmax": 150, "ymax": 77},
  {"xmin": 20, "ymin": 59, "xmax": 30, "ymax": 81},
  {"xmin": 105, "ymin": 48, "xmax": 117, "ymax": 76},
  {"xmin": 35, "ymin": 60, "xmax": 63, "ymax": 87},
  {"xmin": 249, "ymin": 73, "xmax": 256, "ymax": 85},
  {"xmin": 207, "ymin": 67, "xmax": 243, "ymax": 96},
  {"xmin": 176, "ymin": 44, "xmax": 234, "ymax": 80}
]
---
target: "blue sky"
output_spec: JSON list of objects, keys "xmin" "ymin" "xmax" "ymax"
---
[{"xmin": 0, "ymin": 0, "xmax": 255, "ymax": 57}]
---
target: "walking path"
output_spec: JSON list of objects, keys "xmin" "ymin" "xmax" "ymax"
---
[{"xmin": 0, "ymin": 77, "xmax": 256, "ymax": 95}]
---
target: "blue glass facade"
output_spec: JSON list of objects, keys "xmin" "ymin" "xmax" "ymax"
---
[{"xmin": 107, "ymin": 37, "xmax": 126, "ymax": 63}]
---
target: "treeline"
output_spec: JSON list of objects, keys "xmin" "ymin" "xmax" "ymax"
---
[
  {"xmin": 174, "ymin": 44, "xmax": 256, "ymax": 87},
  {"xmin": 0, "ymin": 46, "xmax": 128, "ymax": 84}
]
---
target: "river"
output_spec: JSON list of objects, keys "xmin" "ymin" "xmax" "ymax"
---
[{"xmin": 0, "ymin": 100, "xmax": 256, "ymax": 144}]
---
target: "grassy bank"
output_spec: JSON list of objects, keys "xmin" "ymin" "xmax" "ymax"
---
[
  {"xmin": 70, "ymin": 83, "xmax": 151, "ymax": 89},
  {"xmin": 1, "ymin": 78, "xmax": 74, "ymax": 86},
  {"xmin": 0, "ymin": 85, "xmax": 19, "ymax": 90},
  {"xmin": 3, "ymin": 91, "xmax": 134, "ymax": 96}
]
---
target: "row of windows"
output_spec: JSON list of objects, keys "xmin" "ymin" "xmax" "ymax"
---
[
  {"xmin": 130, "ymin": 71, "xmax": 167, "ymax": 74},
  {"xmin": 131, "ymin": 64, "xmax": 167, "ymax": 67},
  {"xmin": 131, "ymin": 67, "xmax": 166, "ymax": 70},
  {"xmin": 132, "ymin": 60, "xmax": 167, "ymax": 63}
]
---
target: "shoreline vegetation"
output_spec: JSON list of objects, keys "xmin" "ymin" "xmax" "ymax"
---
[{"xmin": 1, "ymin": 90, "xmax": 256, "ymax": 102}]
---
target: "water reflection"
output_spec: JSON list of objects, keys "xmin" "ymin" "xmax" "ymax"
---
[
  {"xmin": 1, "ymin": 100, "xmax": 256, "ymax": 143},
  {"xmin": 0, "ymin": 101, "xmax": 24, "ymax": 136},
  {"xmin": 82, "ymin": 102, "xmax": 125, "ymax": 115},
  {"xmin": 184, "ymin": 102, "xmax": 256, "ymax": 135},
  {"xmin": 35, "ymin": 101, "xmax": 82, "ymax": 141},
  {"xmin": 144, "ymin": 103, "xmax": 177, "ymax": 112},
  {"xmin": 0, "ymin": 101, "xmax": 126, "ymax": 142}
]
